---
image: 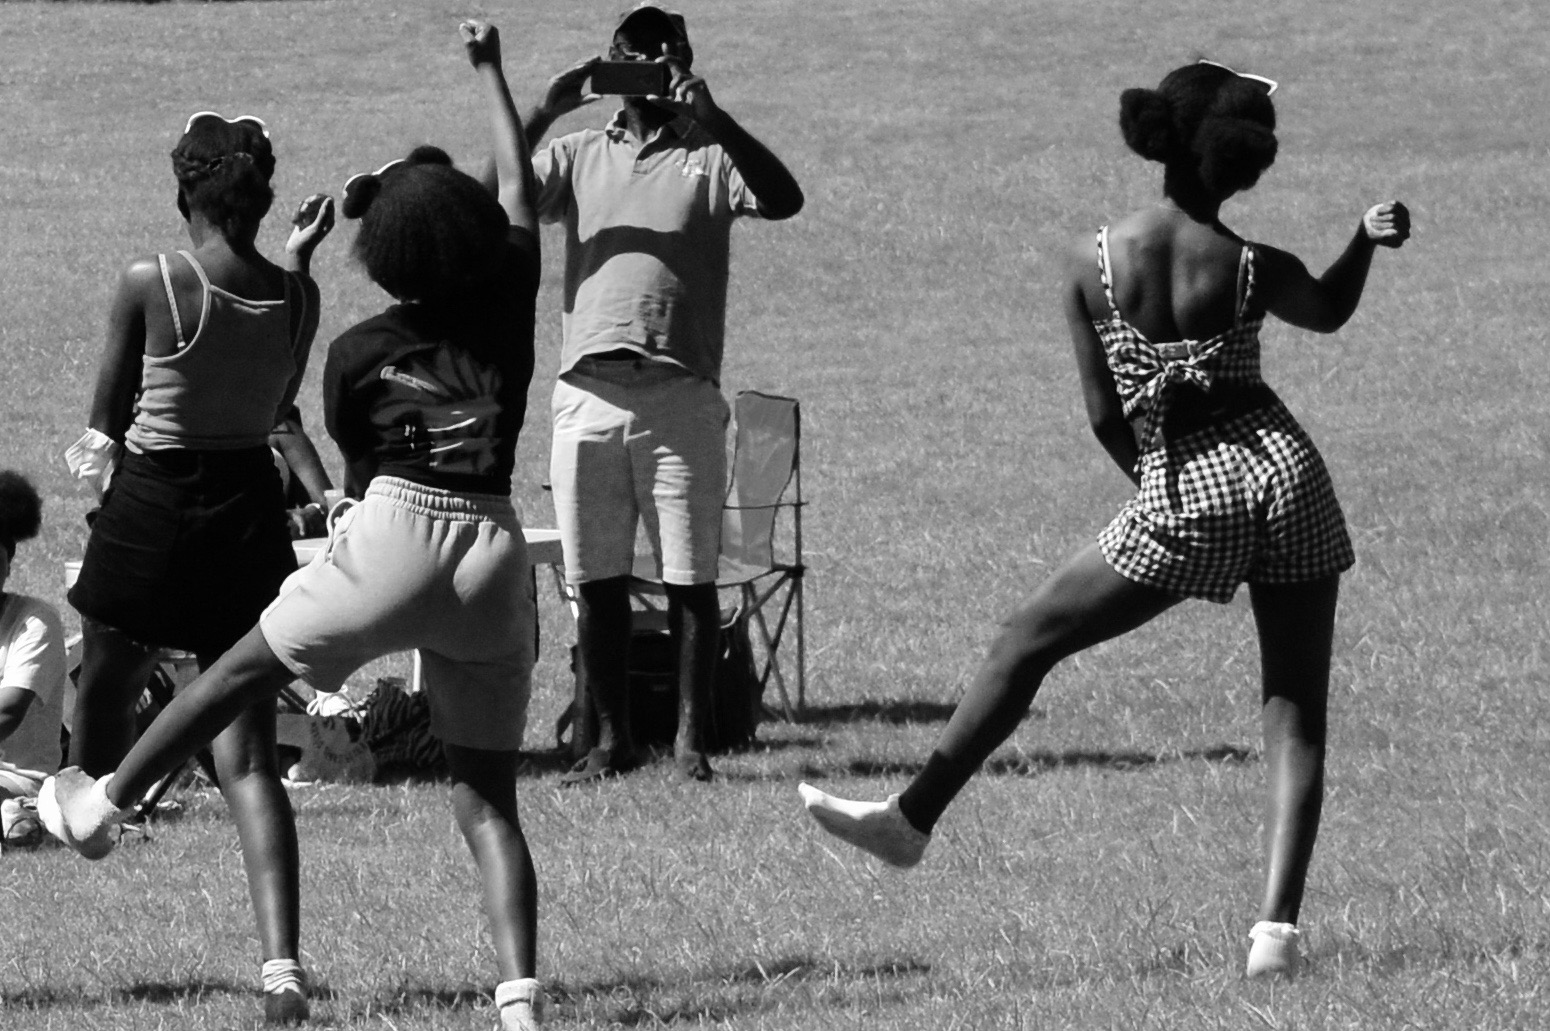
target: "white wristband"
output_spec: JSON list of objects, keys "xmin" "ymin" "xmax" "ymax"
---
[{"xmin": 64, "ymin": 429, "xmax": 123, "ymax": 493}]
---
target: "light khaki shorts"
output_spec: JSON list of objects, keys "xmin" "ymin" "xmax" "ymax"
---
[
  {"xmin": 260, "ymin": 477, "xmax": 535, "ymax": 751},
  {"xmin": 550, "ymin": 358, "xmax": 728, "ymax": 585}
]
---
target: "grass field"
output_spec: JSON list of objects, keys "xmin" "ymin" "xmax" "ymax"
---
[{"xmin": 2, "ymin": 0, "xmax": 1548, "ymax": 1028}]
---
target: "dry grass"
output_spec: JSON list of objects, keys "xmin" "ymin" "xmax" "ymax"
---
[{"xmin": 2, "ymin": 0, "xmax": 1547, "ymax": 1028}]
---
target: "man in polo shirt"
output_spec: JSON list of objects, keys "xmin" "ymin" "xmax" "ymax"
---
[{"xmin": 526, "ymin": 4, "xmax": 803, "ymax": 783}]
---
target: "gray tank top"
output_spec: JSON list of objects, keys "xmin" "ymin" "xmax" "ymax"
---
[{"xmin": 126, "ymin": 250, "xmax": 309, "ymax": 452}]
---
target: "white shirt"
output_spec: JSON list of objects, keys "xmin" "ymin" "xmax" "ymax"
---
[{"xmin": 0, "ymin": 593, "xmax": 67, "ymax": 779}]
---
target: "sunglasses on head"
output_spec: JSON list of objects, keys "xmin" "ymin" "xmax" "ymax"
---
[
  {"xmin": 1196, "ymin": 59, "xmax": 1278, "ymax": 96},
  {"xmin": 184, "ymin": 111, "xmax": 271, "ymax": 138},
  {"xmin": 343, "ymin": 159, "xmax": 407, "ymax": 196}
]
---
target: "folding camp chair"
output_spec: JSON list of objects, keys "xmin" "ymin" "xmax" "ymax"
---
[{"xmin": 628, "ymin": 390, "xmax": 807, "ymax": 717}]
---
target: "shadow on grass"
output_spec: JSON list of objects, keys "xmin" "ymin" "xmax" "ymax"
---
[
  {"xmin": 721, "ymin": 955, "xmax": 931, "ymax": 985},
  {"xmin": 554, "ymin": 956, "xmax": 931, "ymax": 1025},
  {"xmin": 356, "ymin": 984, "xmax": 489, "ymax": 1016},
  {"xmin": 733, "ymin": 734, "xmax": 824, "ymax": 753},
  {"xmin": 1, "ymin": 978, "xmax": 336, "ymax": 1009},
  {"xmin": 1320, "ymin": 931, "xmax": 1547, "ymax": 976},
  {"xmin": 121, "ymin": 979, "xmax": 337, "ymax": 1003},
  {"xmin": 795, "ymin": 699, "xmax": 962, "ymax": 726},
  {"xmin": 335, "ymin": 749, "xmax": 581, "ymax": 788},
  {"xmin": 99, "ymin": 0, "xmax": 328, "ymax": 5},
  {"xmin": 830, "ymin": 743, "xmax": 1254, "ymax": 779}
]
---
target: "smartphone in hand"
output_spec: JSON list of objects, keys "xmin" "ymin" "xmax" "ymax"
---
[{"xmin": 589, "ymin": 61, "xmax": 671, "ymax": 96}]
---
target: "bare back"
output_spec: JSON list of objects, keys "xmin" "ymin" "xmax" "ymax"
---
[{"xmin": 1079, "ymin": 207, "xmax": 1251, "ymax": 344}]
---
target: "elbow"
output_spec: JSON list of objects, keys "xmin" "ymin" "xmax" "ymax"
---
[
  {"xmin": 1302, "ymin": 286, "xmax": 1363, "ymax": 333},
  {"xmin": 1306, "ymin": 308, "xmax": 1356, "ymax": 334},
  {"xmin": 1089, "ymin": 410, "xmax": 1128, "ymax": 440},
  {"xmin": 759, "ymin": 186, "xmax": 805, "ymax": 222}
]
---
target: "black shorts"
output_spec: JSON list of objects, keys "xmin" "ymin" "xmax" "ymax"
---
[{"xmin": 68, "ymin": 447, "xmax": 297, "ymax": 656}]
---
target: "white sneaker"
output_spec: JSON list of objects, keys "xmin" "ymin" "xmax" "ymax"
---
[
  {"xmin": 798, "ymin": 783, "xmax": 930, "ymax": 868},
  {"xmin": 495, "ymin": 978, "xmax": 544, "ymax": 1030},
  {"xmin": 1246, "ymin": 921, "xmax": 1302, "ymax": 978},
  {"xmin": 37, "ymin": 767, "xmax": 126, "ymax": 860}
]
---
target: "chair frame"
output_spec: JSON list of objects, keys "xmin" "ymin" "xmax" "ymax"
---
[
  {"xmin": 625, "ymin": 389, "xmax": 806, "ymax": 718},
  {"xmin": 719, "ymin": 390, "xmax": 805, "ymax": 716}
]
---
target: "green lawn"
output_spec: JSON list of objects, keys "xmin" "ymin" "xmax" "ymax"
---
[{"xmin": 2, "ymin": 0, "xmax": 1546, "ymax": 1028}]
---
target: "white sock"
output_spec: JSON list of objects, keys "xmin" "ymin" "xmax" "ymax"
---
[
  {"xmin": 262, "ymin": 958, "xmax": 306, "ymax": 996},
  {"xmin": 1246, "ymin": 921, "xmax": 1302, "ymax": 978},
  {"xmin": 799, "ymin": 784, "xmax": 891, "ymax": 821},
  {"xmin": 91, "ymin": 774, "xmax": 132, "ymax": 823},
  {"xmin": 1248, "ymin": 921, "xmax": 1300, "ymax": 944},
  {"xmin": 495, "ymin": 978, "xmax": 544, "ymax": 1028},
  {"xmin": 798, "ymin": 783, "xmax": 930, "ymax": 868}
]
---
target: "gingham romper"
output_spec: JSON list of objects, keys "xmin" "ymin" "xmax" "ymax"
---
[{"xmin": 1092, "ymin": 227, "xmax": 1355, "ymax": 602}]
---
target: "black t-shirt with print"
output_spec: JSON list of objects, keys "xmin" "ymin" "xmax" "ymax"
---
[{"xmin": 324, "ymin": 230, "xmax": 539, "ymax": 496}]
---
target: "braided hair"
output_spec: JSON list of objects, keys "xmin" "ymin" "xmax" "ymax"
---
[
  {"xmin": 172, "ymin": 116, "xmax": 276, "ymax": 237},
  {"xmin": 1118, "ymin": 62, "xmax": 1278, "ymax": 199}
]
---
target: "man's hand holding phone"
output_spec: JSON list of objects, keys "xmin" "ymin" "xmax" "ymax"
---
[
  {"xmin": 645, "ymin": 44, "xmax": 715, "ymax": 123},
  {"xmin": 542, "ymin": 56, "xmax": 603, "ymax": 118}
]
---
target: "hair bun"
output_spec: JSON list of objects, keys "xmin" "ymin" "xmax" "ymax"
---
[
  {"xmin": 1119, "ymin": 87, "xmax": 1177, "ymax": 163},
  {"xmin": 341, "ymin": 173, "xmax": 383, "ymax": 220},
  {"xmin": 406, "ymin": 144, "xmax": 453, "ymax": 167}
]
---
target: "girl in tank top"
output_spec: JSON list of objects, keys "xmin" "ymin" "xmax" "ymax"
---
[
  {"xmin": 62, "ymin": 111, "xmax": 333, "ymax": 1023},
  {"xmin": 47, "ymin": 24, "xmax": 548, "ymax": 1031}
]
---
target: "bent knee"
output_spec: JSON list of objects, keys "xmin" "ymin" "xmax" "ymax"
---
[{"xmin": 985, "ymin": 620, "xmax": 1066, "ymax": 681}]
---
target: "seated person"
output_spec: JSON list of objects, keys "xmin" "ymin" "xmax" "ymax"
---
[
  {"xmin": 269, "ymin": 404, "xmax": 335, "ymax": 538},
  {"xmin": 0, "ymin": 471, "xmax": 67, "ymax": 849}
]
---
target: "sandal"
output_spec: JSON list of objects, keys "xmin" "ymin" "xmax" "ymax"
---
[
  {"xmin": 558, "ymin": 747, "xmax": 637, "ymax": 786},
  {"xmin": 674, "ymin": 750, "xmax": 715, "ymax": 783}
]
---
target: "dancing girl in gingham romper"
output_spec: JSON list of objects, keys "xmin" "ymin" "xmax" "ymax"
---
[
  {"xmin": 1093, "ymin": 226, "xmax": 1355, "ymax": 602},
  {"xmin": 801, "ymin": 59, "xmax": 1410, "ymax": 981}
]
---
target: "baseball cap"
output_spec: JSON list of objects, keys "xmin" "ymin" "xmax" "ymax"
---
[{"xmin": 614, "ymin": 3, "xmax": 689, "ymax": 45}]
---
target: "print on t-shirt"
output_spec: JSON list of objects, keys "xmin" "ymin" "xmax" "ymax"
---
[{"xmin": 374, "ymin": 347, "xmax": 503, "ymax": 479}]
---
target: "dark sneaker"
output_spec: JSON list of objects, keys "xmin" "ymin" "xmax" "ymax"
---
[{"xmin": 263, "ymin": 987, "xmax": 310, "ymax": 1024}]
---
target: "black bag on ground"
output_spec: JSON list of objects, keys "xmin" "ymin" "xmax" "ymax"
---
[{"xmin": 556, "ymin": 613, "xmax": 762, "ymax": 759}]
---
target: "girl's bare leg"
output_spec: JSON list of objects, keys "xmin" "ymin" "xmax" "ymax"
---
[
  {"xmin": 898, "ymin": 543, "xmax": 1180, "ymax": 832},
  {"xmin": 69, "ymin": 620, "xmax": 162, "ymax": 775},
  {"xmin": 445, "ymin": 744, "xmax": 537, "ymax": 981},
  {"xmin": 108, "ymin": 626, "xmax": 295, "ymax": 806},
  {"xmin": 801, "ymin": 544, "xmax": 1178, "ymax": 865},
  {"xmin": 1248, "ymin": 575, "xmax": 1338, "ymax": 926},
  {"xmin": 210, "ymin": 700, "xmax": 302, "ymax": 965}
]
